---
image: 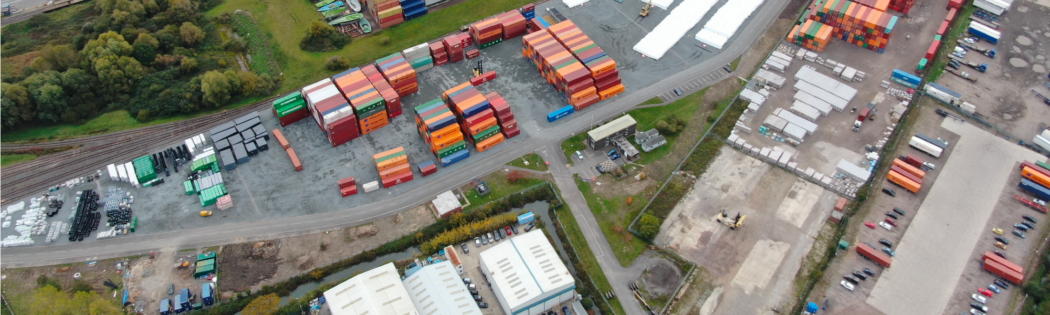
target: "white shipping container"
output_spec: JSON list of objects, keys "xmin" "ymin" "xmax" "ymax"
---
[
  {"xmin": 763, "ymin": 60, "xmax": 787, "ymax": 73},
  {"xmin": 107, "ymin": 164, "xmax": 118, "ymax": 181},
  {"xmin": 794, "ymin": 66, "xmax": 857, "ymax": 101},
  {"xmin": 363, "ymin": 181, "xmax": 380, "ymax": 193},
  {"xmin": 763, "ymin": 115, "xmax": 788, "ymax": 132},
  {"xmin": 740, "ymin": 89, "xmax": 767, "ymax": 104},
  {"xmin": 793, "ymin": 91, "xmax": 833, "ymax": 115},
  {"xmin": 790, "ymin": 101, "xmax": 821, "ymax": 122},
  {"xmin": 771, "ymin": 51, "xmax": 793, "ymax": 65},
  {"xmin": 794, "ymin": 80, "xmax": 848, "ymax": 111},
  {"xmin": 795, "ymin": 48, "xmax": 808, "ymax": 60},
  {"xmin": 117, "ymin": 163, "xmax": 128, "ymax": 182},
  {"xmin": 840, "ymin": 67, "xmax": 857, "ymax": 81},
  {"xmin": 776, "ymin": 109, "xmax": 818, "ymax": 135},
  {"xmin": 768, "ymin": 55, "xmax": 793, "ymax": 68},
  {"xmin": 783, "ymin": 123, "xmax": 806, "ymax": 142},
  {"xmin": 974, "ymin": 0, "xmax": 1007, "ymax": 15},
  {"xmin": 755, "ymin": 69, "xmax": 786, "ymax": 89},
  {"xmin": 909, "ymin": 136, "xmax": 944, "ymax": 158},
  {"xmin": 1033, "ymin": 130, "xmax": 1050, "ymax": 153}
]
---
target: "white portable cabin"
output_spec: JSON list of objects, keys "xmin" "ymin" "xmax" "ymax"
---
[{"xmin": 775, "ymin": 108, "xmax": 818, "ymax": 135}]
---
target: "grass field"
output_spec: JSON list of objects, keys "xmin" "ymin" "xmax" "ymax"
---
[
  {"xmin": 627, "ymin": 88, "xmax": 706, "ymax": 165},
  {"xmin": 552, "ymin": 204, "xmax": 627, "ymax": 315},
  {"xmin": 560, "ymin": 133, "xmax": 589, "ymax": 166},
  {"xmin": 1, "ymin": 154, "xmax": 38, "ymax": 167},
  {"xmin": 641, "ymin": 97, "xmax": 664, "ymax": 105},
  {"xmin": 506, "ymin": 153, "xmax": 548, "ymax": 171},
  {"xmin": 1, "ymin": 106, "xmax": 248, "ymax": 143},
  {"xmin": 576, "ymin": 178, "xmax": 648, "ymax": 267},
  {"xmin": 463, "ymin": 171, "xmax": 546, "ymax": 209}
]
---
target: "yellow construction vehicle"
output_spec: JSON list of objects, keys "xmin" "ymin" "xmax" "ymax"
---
[
  {"xmin": 640, "ymin": 0, "xmax": 651, "ymax": 17},
  {"xmin": 200, "ymin": 210, "xmax": 213, "ymax": 217},
  {"xmin": 717, "ymin": 211, "xmax": 746, "ymax": 230}
]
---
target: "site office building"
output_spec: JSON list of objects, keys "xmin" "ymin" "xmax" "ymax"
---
[{"xmin": 586, "ymin": 115, "xmax": 637, "ymax": 150}]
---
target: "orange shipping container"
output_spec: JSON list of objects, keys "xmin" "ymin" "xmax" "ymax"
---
[
  {"xmin": 892, "ymin": 159, "xmax": 926, "ymax": 179},
  {"xmin": 379, "ymin": 163, "xmax": 412, "ymax": 180},
  {"xmin": 360, "ymin": 120, "xmax": 389, "ymax": 135},
  {"xmin": 475, "ymin": 133, "xmax": 505, "ymax": 152},
  {"xmin": 427, "ymin": 124, "xmax": 461, "ymax": 142},
  {"xmin": 377, "ymin": 156, "xmax": 408, "ymax": 171},
  {"xmin": 272, "ymin": 129, "xmax": 291, "ymax": 150},
  {"xmin": 887, "ymin": 170, "xmax": 920, "ymax": 193},
  {"xmin": 287, "ymin": 148, "xmax": 303, "ymax": 171},
  {"xmin": 430, "ymin": 132, "xmax": 464, "ymax": 151},
  {"xmin": 468, "ymin": 117, "xmax": 498, "ymax": 135},
  {"xmin": 599, "ymin": 84, "xmax": 625, "ymax": 100},
  {"xmin": 1021, "ymin": 166, "xmax": 1050, "ymax": 189}
]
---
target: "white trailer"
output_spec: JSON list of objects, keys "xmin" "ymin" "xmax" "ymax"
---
[
  {"xmin": 1033, "ymin": 130, "xmax": 1050, "ymax": 153},
  {"xmin": 909, "ymin": 136, "xmax": 944, "ymax": 158}
]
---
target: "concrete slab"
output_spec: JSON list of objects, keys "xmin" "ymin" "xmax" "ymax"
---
[
  {"xmin": 775, "ymin": 180, "xmax": 824, "ymax": 228},
  {"xmin": 730, "ymin": 239, "xmax": 790, "ymax": 295}
]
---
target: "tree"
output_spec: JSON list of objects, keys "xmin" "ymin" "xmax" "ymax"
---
[
  {"xmin": 449, "ymin": 212, "xmax": 467, "ymax": 226},
  {"xmin": 165, "ymin": 0, "xmax": 199, "ymax": 24},
  {"xmin": 507, "ymin": 170, "xmax": 524, "ymax": 184},
  {"xmin": 236, "ymin": 71, "xmax": 274, "ymax": 96},
  {"xmin": 1, "ymin": 83, "xmax": 34, "ymax": 128},
  {"xmin": 32, "ymin": 84, "xmax": 69, "ymax": 122},
  {"xmin": 132, "ymin": 41, "xmax": 158, "ymax": 64},
  {"xmin": 241, "ymin": 293, "xmax": 280, "ymax": 315},
  {"xmin": 581, "ymin": 297, "xmax": 594, "ymax": 310},
  {"xmin": 200, "ymin": 70, "xmax": 232, "ymax": 106},
  {"xmin": 655, "ymin": 120, "xmax": 669, "ymax": 133},
  {"xmin": 94, "ymin": 55, "xmax": 146, "ymax": 97},
  {"xmin": 325, "ymin": 56, "xmax": 350, "ymax": 71},
  {"xmin": 638, "ymin": 214, "xmax": 661, "ymax": 239},
  {"xmin": 300, "ymin": 21, "xmax": 349, "ymax": 51},
  {"xmin": 25, "ymin": 285, "xmax": 122, "ymax": 315},
  {"xmin": 38, "ymin": 44, "xmax": 78, "ymax": 72},
  {"xmin": 179, "ymin": 22, "xmax": 205, "ymax": 46},
  {"xmin": 179, "ymin": 57, "xmax": 198, "ymax": 73},
  {"xmin": 72, "ymin": 280, "xmax": 94, "ymax": 293},
  {"xmin": 224, "ymin": 36, "xmax": 247, "ymax": 53},
  {"xmin": 81, "ymin": 31, "xmax": 134, "ymax": 67}
]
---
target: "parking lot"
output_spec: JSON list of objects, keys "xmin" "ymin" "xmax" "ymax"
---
[{"xmin": 565, "ymin": 143, "xmax": 631, "ymax": 181}]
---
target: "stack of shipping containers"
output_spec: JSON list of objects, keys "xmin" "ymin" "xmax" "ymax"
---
[
  {"xmin": 470, "ymin": 17, "xmax": 504, "ymax": 49},
  {"xmin": 361, "ymin": 64, "xmax": 403, "ymax": 119},
  {"xmin": 787, "ymin": 20, "xmax": 834, "ymax": 52},
  {"xmin": 399, "ymin": 0, "xmax": 427, "ymax": 20},
  {"xmin": 132, "ymin": 156, "xmax": 157, "ymax": 184},
  {"xmin": 804, "ymin": 0, "xmax": 899, "ymax": 53},
  {"xmin": 522, "ymin": 21, "xmax": 620, "ymax": 112},
  {"xmin": 548, "ymin": 20, "xmax": 624, "ymax": 102},
  {"xmin": 485, "ymin": 91, "xmax": 520, "ymax": 139},
  {"xmin": 497, "ymin": 11, "xmax": 527, "ymax": 40},
  {"xmin": 442, "ymin": 33, "xmax": 468, "ymax": 63},
  {"xmin": 377, "ymin": 52, "xmax": 420, "ymax": 98},
  {"xmin": 369, "ymin": 0, "xmax": 404, "ymax": 29},
  {"xmin": 888, "ymin": 0, "xmax": 915, "ymax": 14},
  {"xmin": 403, "ymin": 43, "xmax": 434, "ymax": 72},
  {"xmin": 334, "ymin": 68, "xmax": 387, "ymax": 136},
  {"xmin": 520, "ymin": 4, "xmax": 536, "ymax": 20},
  {"xmin": 272, "ymin": 92, "xmax": 309, "ymax": 127},
  {"xmin": 887, "ymin": 157, "xmax": 924, "ymax": 193},
  {"xmin": 444, "ymin": 83, "xmax": 506, "ymax": 152},
  {"xmin": 415, "ymin": 99, "xmax": 469, "ymax": 167},
  {"xmin": 374, "ymin": 147, "xmax": 414, "ymax": 188},
  {"xmin": 430, "ymin": 41, "xmax": 449, "ymax": 66},
  {"xmin": 338, "ymin": 176, "xmax": 358, "ymax": 197},
  {"xmin": 304, "ymin": 78, "xmax": 360, "ymax": 147}
]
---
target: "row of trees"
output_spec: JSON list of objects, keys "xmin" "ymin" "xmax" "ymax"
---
[
  {"xmin": 419, "ymin": 212, "xmax": 518, "ymax": 253},
  {"xmin": 0, "ymin": 0, "xmax": 277, "ymax": 130}
]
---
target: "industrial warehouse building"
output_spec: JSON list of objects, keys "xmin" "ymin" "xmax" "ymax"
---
[
  {"xmin": 586, "ymin": 115, "xmax": 637, "ymax": 149},
  {"xmin": 323, "ymin": 263, "xmax": 418, "ymax": 315},
  {"xmin": 403, "ymin": 260, "xmax": 483, "ymax": 315},
  {"xmin": 479, "ymin": 230, "xmax": 576, "ymax": 315}
]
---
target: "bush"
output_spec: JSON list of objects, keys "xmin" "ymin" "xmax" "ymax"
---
[
  {"xmin": 638, "ymin": 214, "xmax": 661, "ymax": 239},
  {"xmin": 36, "ymin": 275, "xmax": 61, "ymax": 290},
  {"xmin": 299, "ymin": 21, "xmax": 350, "ymax": 52},
  {"xmin": 325, "ymin": 56, "xmax": 350, "ymax": 71},
  {"xmin": 419, "ymin": 212, "xmax": 519, "ymax": 254},
  {"xmin": 71, "ymin": 280, "xmax": 94, "ymax": 293}
]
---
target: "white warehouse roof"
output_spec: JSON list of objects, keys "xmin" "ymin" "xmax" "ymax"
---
[
  {"xmin": 324, "ymin": 263, "xmax": 418, "ymax": 315},
  {"xmin": 403, "ymin": 261, "xmax": 482, "ymax": 315},
  {"xmin": 588, "ymin": 115, "xmax": 636, "ymax": 142},
  {"xmin": 479, "ymin": 230, "xmax": 573, "ymax": 311}
]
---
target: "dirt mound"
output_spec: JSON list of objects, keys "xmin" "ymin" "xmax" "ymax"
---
[
  {"xmin": 639, "ymin": 258, "xmax": 683, "ymax": 297},
  {"xmin": 219, "ymin": 240, "xmax": 281, "ymax": 292}
]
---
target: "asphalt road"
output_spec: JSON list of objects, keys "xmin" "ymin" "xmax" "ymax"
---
[{"xmin": 0, "ymin": 0, "xmax": 786, "ymax": 269}]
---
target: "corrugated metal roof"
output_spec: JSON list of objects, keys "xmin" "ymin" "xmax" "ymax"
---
[
  {"xmin": 836, "ymin": 159, "xmax": 872, "ymax": 181},
  {"xmin": 479, "ymin": 230, "xmax": 573, "ymax": 311},
  {"xmin": 588, "ymin": 115, "xmax": 637, "ymax": 142},
  {"xmin": 403, "ymin": 261, "xmax": 482, "ymax": 315},
  {"xmin": 323, "ymin": 263, "xmax": 418, "ymax": 315}
]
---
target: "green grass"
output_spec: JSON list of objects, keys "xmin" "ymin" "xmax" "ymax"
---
[
  {"xmin": 553, "ymin": 204, "xmax": 627, "ymax": 315},
  {"xmin": 926, "ymin": 4, "xmax": 974, "ymax": 82},
  {"xmin": 463, "ymin": 172, "xmax": 546, "ymax": 209},
  {"xmin": 206, "ymin": 0, "xmax": 534, "ymax": 94},
  {"xmin": 729, "ymin": 55, "xmax": 741, "ymax": 72},
  {"xmin": 1, "ymin": 154, "xmax": 38, "ymax": 166},
  {"xmin": 640, "ymin": 97, "xmax": 663, "ymax": 105},
  {"xmin": 506, "ymin": 153, "xmax": 548, "ymax": 172},
  {"xmin": 627, "ymin": 88, "xmax": 707, "ymax": 165},
  {"xmin": 561, "ymin": 133, "xmax": 589, "ymax": 166},
  {"xmin": 229, "ymin": 12, "xmax": 281, "ymax": 76},
  {"xmin": 576, "ymin": 178, "xmax": 648, "ymax": 267}
]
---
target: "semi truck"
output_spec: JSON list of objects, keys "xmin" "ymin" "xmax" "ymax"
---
[
  {"xmin": 856, "ymin": 243, "xmax": 892, "ymax": 267},
  {"xmin": 1021, "ymin": 166, "xmax": 1050, "ymax": 189}
]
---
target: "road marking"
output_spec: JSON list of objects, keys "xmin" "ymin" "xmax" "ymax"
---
[{"xmin": 235, "ymin": 169, "xmax": 262, "ymax": 215}]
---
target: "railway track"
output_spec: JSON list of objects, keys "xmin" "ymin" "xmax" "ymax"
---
[{"xmin": 1, "ymin": 97, "xmax": 278, "ymax": 205}]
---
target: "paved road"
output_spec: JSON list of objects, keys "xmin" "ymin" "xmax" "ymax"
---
[{"xmin": 0, "ymin": 0, "xmax": 786, "ymax": 272}]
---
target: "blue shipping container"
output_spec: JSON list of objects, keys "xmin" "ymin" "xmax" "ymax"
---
[
  {"xmin": 160, "ymin": 299, "xmax": 172, "ymax": 315},
  {"xmin": 522, "ymin": 11, "xmax": 535, "ymax": 19},
  {"xmin": 1020, "ymin": 178, "xmax": 1050, "ymax": 200},
  {"xmin": 892, "ymin": 69, "xmax": 921, "ymax": 85},
  {"xmin": 180, "ymin": 289, "xmax": 192, "ymax": 308},
  {"xmin": 427, "ymin": 115, "xmax": 457, "ymax": 132},
  {"xmin": 202, "ymin": 283, "xmax": 214, "ymax": 305},
  {"xmin": 517, "ymin": 212, "xmax": 535, "ymax": 225},
  {"xmin": 547, "ymin": 105, "xmax": 575, "ymax": 122},
  {"xmin": 462, "ymin": 101, "xmax": 492, "ymax": 118},
  {"xmin": 926, "ymin": 82, "xmax": 962, "ymax": 98},
  {"xmin": 440, "ymin": 149, "xmax": 470, "ymax": 167},
  {"xmin": 582, "ymin": 52, "xmax": 607, "ymax": 64}
]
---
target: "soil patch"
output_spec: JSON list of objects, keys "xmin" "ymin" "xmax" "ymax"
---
[
  {"xmin": 219, "ymin": 240, "xmax": 281, "ymax": 292},
  {"xmin": 639, "ymin": 257, "xmax": 684, "ymax": 297}
]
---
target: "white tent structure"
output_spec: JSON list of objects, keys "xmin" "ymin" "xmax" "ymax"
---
[
  {"xmin": 642, "ymin": 0, "xmax": 677, "ymax": 10},
  {"xmin": 694, "ymin": 0, "xmax": 765, "ymax": 49},
  {"xmin": 633, "ymin": 0, "xmax": 719, "ymax": 60}
]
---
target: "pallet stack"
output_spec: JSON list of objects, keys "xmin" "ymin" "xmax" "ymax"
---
[
  {"xmin": 806, "ymin": 0, "xmax": 899, "ymax": 53},
  {"xmin": 787, "ymin": 20, "xmax": 834, "ymax": 52},
  {"xmin": 403, "ymin": 43, "xmax": 434, "ymax": 72},
  {"xmin": 414, "ymin": 98, "xmax": 470, "ymax": 167},
  {"xmin": 374, "ymin": 147, "xmax": 413, "ymax": 188},
  {"xmin": 377, "ymin": 52, "xmax": 420, "ymax": 98},
  {"xmin": 338, "ymin": 176, "xmax": 358, "ymax": 197},
  {"xmin": 485, "ymin": 91, "xmax": 519, "ymax": 139},
  {"xmin": 360, "ymin": 64, "xmax": 403, "ymax": 119},
  {"xmin": 399, "ymin": 0, "xmax": 427, "ymax": 20},
  {"xmin": 304, "ymin": 78, "xmax": 360, "ymax": 146},
  {"xmin": 216, "ymin": 195, "xmax": 233, "ymax": 210},
  {"xmin": 470, "ymin": 17, "xmax": 503, "ymax": 49},
  {"xmin": 442, "ymin": 34, "xmax": 467, "ymax": 63},
  {"xmin": 444, "ymin": 83, "xmax": 505, "ymax": 152},
  {"xmin": 548, "ymin": 20, "xmax": 624, "ymax": 102},
  {"xmin": 498, "ymin": 10, "xmax": 527, "ymax": 40},
  {"xmin": 430, "ymin": 41, "xmax": 449, "ymax": 66},
  {"xmin": 272, "ymin": 92, "xmax": 309, "ymax": 127},
  {"xmin": 370, "ymin": 0, "xmax": 403, "ymax": 29}
]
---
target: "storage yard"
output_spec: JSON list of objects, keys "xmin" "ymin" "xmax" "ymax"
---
[{"xmin": 0, "ymin": 0, "xmax": 783, "ymax": 251}]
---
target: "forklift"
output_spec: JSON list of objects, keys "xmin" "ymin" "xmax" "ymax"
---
[
  {"xmin": 717, "ymin": 211, "xmax": 746, "ymax": 230},
  {"xmin": 472, "ymin": 60, "xmax": 484, "ymax": 78},
  {"xmin": 639, "ymin": 0, "xmax": 651, "ymax": 17}
]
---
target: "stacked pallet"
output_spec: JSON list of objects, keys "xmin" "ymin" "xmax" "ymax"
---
[
  {"xmin": 444, "ymin": 83, "xmax": 505, "ymax": 152},
  {"xmin": 414, "ymin": 98, "xmax": 470, "ymax": 167},
  {"xmin": 374, "ymin": 147, "xmax": 414, "ymax": 188},
  {"xmin": 216, "ymin": 195, "xmax": 233, "ymax": 210},
  {"xmin": 370, "ymin": 0, "xmax": 403, "ymax": 29},
  {"xmin": 442, "ymin": 33, "xmax": 468, "ymax": 63},
  {"xmin": 470, "ymin": 17, "xmax": 503, "ymax": 49},
  {"xmin": 377, "ymin": 52, "xmax": 420, "ymax": 98},
  {"xmin": 399, "ymin": 0, "xmax": 427, "ymax": 20},
  {"xmin": 485, "ymin": 92, "xmax": 519, "ymax": 139},
  {"xmin": 498, "ymin": 11, "xmax": 527, "ymax": 40},
  {"xmin": 403, "ymin": 43, "xmax": 433, "ymax": 72},
  {"xmin": 430, "ymin": 42, "xmax": 449, "ymax": 66},
  {"xmin": 338, "ymin": 176, "xmax": 358, "ymax": 197},
  {"xmin": 787, "ymin": 20, "xmax": 834, "ymax": 52},
  {"xmin": 548, "ymin": 20, "xmax": 624, "ymax": 101},
  {"xmin": 199, "ymin": 184, "xmax": 228, "ymax": 207},
  {"xmin": 272, "ymin": 92, "xmax": 309, "ymax": 127},
  {"xmin": 303, "ymin": 78, "xmax": 359, "ymax": 146},
  {"xmin": 807, "ymin": 0, "xmax": 899, "ymax": 53},
  {"xmin": 360, "ymin": 64, "xmax": 403, "ymax": 119}
]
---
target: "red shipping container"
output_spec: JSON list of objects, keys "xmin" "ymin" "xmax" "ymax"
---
[
  {"xmin": 594, "ymin": 68, "xmax": 619, "ymax": 81},
  {"xmin": 983, "ymin": 252, "xmax": 1023, "ymax": 273},
  {"xmin": 925, "ymin": 40, "xmax": 939, "ymax": 60},
  {"xmin": 572, "ymin": 94, "xmax": 600, "ymax": 111},
  {"xmin": 946, "ymin": 8, "xmax": 957, "ymax": 22},
  {"xmin": 856, "ymin": 244, "xmax": 892, "ymax": 267},
  {"xmin": 338, "ymin": 176, "xmax": 356, "ymax": 188},
  {"xmin": 433, "ymin": 57, "xmax": 450, "ymax": 66},
  {"xmin": 466, "ymin": 49, "xmax": 480, "ymax": 59},
  {"xmin": 419, "ymin": 164, "xmax": 438, "ymax": 176},
  {"xmin": 502, "ymin": 126, "xmax": 520, "ymax": 139},
  {"xmin": 983, "ymin": 259, "xmax": 1024, "ymax": 284},
  {"xmin": 936, "ymin": 21, "xmax": 949, "ymax": 35},
  {"xmin": 381, "ymin": 171, "xmax": 414, "ymax": 188},
  {"xmin": 287, "ymin": 148, "xmax": 303, "ymax": 171},
  {"xmin": 470, "ymin": 71, "xmax": 497, "ymax": 86},
  {"xmin": 499, "ymin": 117, "xmax": 517, "ymax": 130},
  {"xmin": 497, "ymin": 111, "xmax": 514, "ymax": 125},
  {"xmin": 597, "ymin": 77, "xmax": 622, "ymax": 91},
  {"xmin": 387, "ymin": 109, "xmax": 402, "ymax": 119},
  {"xmin": 274, "ymin": 107, "xmax": 309, "ymax": 127},
  {"xmin": 947, "ymin": 0, "xmax": 962, "ymax": 9},
  {"xmin": 342, "ymin": 185, "xmax": 364, "ymax": 199},
  {"xmin": 465, "ymin": 108, "xmax": 495, "ymax": 126},
  {"xmin": 329, "ymin": 131, "xmax": 359, "ymax": 147}
]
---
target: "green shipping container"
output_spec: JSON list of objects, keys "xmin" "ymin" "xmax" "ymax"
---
[
  {"xmin": 196, "ymin": 258, "xmax": 215, "ymax": 269},
  {"xmin": 199, "ymin": 184, "xmax": 227, "ymax": 207},
  {"xmin": 191, "ymin": 154, "xmax": 218, "ymax": 172},
  {"xmin": 479, "ymin": 38, "xmax": 502, "ymax": 49},
  {"xmin": 184, "ymin": 181, "xmax": 195, "ymax": 195},
  {"xmin": 197, "ymin": 251, "xmax": 216, "ymax": 261},
  {"xmin": 274, "ymin": 92, "xmax": 302, "ymax": 105},
  {"xmin": 194, "ymin": 265, "xmax": 215, "ymax": 278},
  {"xmin": 473, "ymin": 125, "xmax": 501, "ymax": 142},
  {"xmin": 354, "ymin": 97, "xmax": 385, "ymax": 113},
  {"xmin": 410, "ymin": 57, "xmax": 433, "ymax": 69},
  {"xmin": 375, "ymin": 151, "xmax": 406, "ymax": 164},
  {"xmin": 917, "ymin": 58, "xmax": 927, "ymax": 70},
  {"xmin": 276, "ymin": 101, "xmax": 306, "ymax": 117},
  {"xmin": 437, "ymin": 141, "xmax": 467, "ymax": 158},
  {"xmin": 414, "ymin": 99, "xmax": 445, "ymax": 114},
  {"xmin": 133, "ymin": 156, "xmax": 157, "ymax": 183}
]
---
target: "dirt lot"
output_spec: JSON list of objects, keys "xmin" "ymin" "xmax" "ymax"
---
[
  {"xmin": 934, "ymin": 2, "xmax": 1050, "ymax": 147},
  {"xmin": 0, "ymin": 257, "xmax": 127, "ymax": 310}
]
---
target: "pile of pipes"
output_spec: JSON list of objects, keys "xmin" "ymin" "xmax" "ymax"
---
[
  {"xmin": 1, "ymin": 201, "xmax": 35, "ymax": 247},
  {"xmin": 102, "ymin": 187, "xmax": 134, "ymax": 225},
  {"xmin": 68, "ymin": 190, "xmax": 101, "ymax": 242},
  {"xmin": 45, "ymin": 221, "xmax": 69, "ymax": 243}
]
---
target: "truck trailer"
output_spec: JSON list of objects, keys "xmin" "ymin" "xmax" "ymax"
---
[
  {"xmin": 983, "ymin": 258, "xmax": 1023, "ymax": 284},
  {"xmin": 856, "ymin": 243, "xmax": 892, "ymax": 267},
  {"xmin": 888, "ymin": 170, "xmax": 921, "ymax": 193},
  {"xmin": 1020, "ymin": 178, "xmax": 1050, "ymax": 200},
  {"xmin": 1021, "ymin": 166, "xmax": 1050, "ymax": 189},
  {"xmin": 909, "ymin": 136, "xmax": 944, "ymax": 158}
]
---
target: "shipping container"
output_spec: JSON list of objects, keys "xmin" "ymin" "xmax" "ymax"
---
[
  {"xmin": 909, "ymin": 136, "xmax": 943, "ymax": 158},
  {"xmin": 983, "ymin": 251, "xmax": 1023, "ymax": 273},
  {"xmin": 440, "ymin": 149, "xmax": 470, "ymax": 167},
  {"xmin": 1020, "ymin": 178, "xmax": 1050, "ymax": 200},
  {"xmin": 381, "ymin": 171, "xmax": 414, "ymax": 188},
  {"xmin": 287, "ymin": 148, "xmax": 303, "ymax": 171},
  {"xmin": 890, "ymin": 165, "xmax": 923, "ymax": 184},
  {"xmin": 856, "ymin": 243, "xmax": 892, "ymax": 267},
  {"xmin": 887, "ymin": 170, "xmax": 921, "ymax": 193},
  {"xmin": 892, "ymin": 159, "xmax": 926, "ymax": 179},
  {"xmin": 547, "ymin": 105, "xmax": 575, "ymax": 122},
  {"xmin": 903, "ymin": 154, "xmax": 924, "ymax": 168},
  {"xmin": 968, "ymin": 21, "xmax": 1000, "ymax": 43},
  {"xmin": 418, "ymin": 161, "xmax": 438, "ymax": 176},
  {"xmin": 1021, "ymin": 166, "xmax": 1050, "ymax": 190},
  {"xmin": 983, "ymin": 258, "xmax": 1023, "ymax": 284}
]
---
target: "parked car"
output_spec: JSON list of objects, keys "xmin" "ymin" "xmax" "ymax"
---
[
  {"xmin": 879, "ymin": 221, "xmax": 894, "ymax": 231},
  {"xmin": 882, "ymin": 247, "xmax": 896, "ymax": 257},
  {"xmin": 1022, "ymin": 215, "xmax": 1037, "ymax": 223},
  {"xmin": 893, "ymin": 207, "xmax": 907, "ymax": 216},
  {"xmin": 505, "ymin": 226, "xmax": 513, "ymax": 236},
  {"xmin": 169, "ymin": 284, "xmax": 175, "ymax": 295},
  {"xmin": 884, "ymin": 218, "xmax": 898, "ymax": 227},
  {"xmin": 510, "ymin": 224, "xmax": 518, "ymax": 234},
  {"xmin": 994, "ymin": 279, "xmax": 1010, "ymax": 290},
  {"xmin": 993, "ymin": 251, "xmax": 1006, "ymax": 259},
  {"xmin": 879, "ymin": 238, "xmax": 893, "ymax": 247},
  {"xmin": 843, "ymin": 275, "xmax": 859, "ymax": 284},
  {"xmin": 525, "ymin": 223, "xmax": 534, "ymax": 232},
  {"xmin": 469, "ymin": 289, "xmax": 478, "ymax": 295},
  {"xmin": 1014, "ymin": 223, "xmax": 1029, "ymax": 232},
  {"xmin": 723, "ymin": 65, "xmax": 734, "ymax": 73},
  {"xmin": 971, "ymin": 293, "xmax": 987, "ymax": 304},
  {"xmin": 473, "ymin": 294, "xmax": 483, "ymax": 301},
  {"xmin": 468, "ymin": 284, "xmax": 477, "ymax": 290},
  {"xmin": 882, "ymin": 188, "xmax": 896, "ymax": 197},
  {"xmin": 475, "ymin": 237, "xmax": 482, "ymax": 247},
  {"xmin": 978, "ymin": 287, "xmax": 994, "ymax": 297},
  {"xmin": 461, "ymin": 243, "xmax": 469, "ymax": 253},
  {"xmin": 463, "ymin": 278, "xmax": 472, "ymax": 284},
  {"xmin": 970, "ymin": 302, "xmax": 988, "ymax": 312},
  {"xmin": 852, "ymin": 271, "xmax": 867, "ymax": 280},
  {"xmin": 863, "ymin": 268, "xmax": 876, "ymax": 276},
  {"xmin": 995, "ymin": 236, "xmax": 1010, "ymax": 245},
  {"xmin": 840, "ymin": 280, "xmax": 855, "ymax": 291},
  {"xmin": 595, "ymin": 164, "xmax": 606, "ymax": 174},
  {"xmin": 477, "ymin": 302, "xmax": 489, "ymax": 308},
  {"xmin": 992, "ymin": 228, "xmax": 1004, "ymax": 235},
  {"xmin": 970, "ymin": 309, "xmax": 986, "ymax": 315},
  {"xmin": 1013, "ymin": 230, "xmax": 1026, "ymax": 238},
  {"xmin": 995, "ymin": 242, "xmax": 1008, "ymax": 250},
  {"xmin": 606, "ymin": 149, "xmax": 618, "ymax": 157},
  {"xmin": 482, "ymin": 235, "xmax": 489, "ymax": 245},
  {"xmin": 575, "ymin": 151, "xmax": 584, "ymax": 160},
  {"xmin": 610, "ymin": 153, "xmax": 621, "ymax": 161},
  {"xmin": 1020, "ymin": 222, "xmax": 1035, "ymax": 230},
  {"xmin": 673, "ymin": 88, "xmax": 682, "ymax": 96},
  {"xmin": 987, "ymin": 284, "xmax": 1001, "ymax": 294},
  {"xmin": 865, "ymin": 222, "xmax": 876, "ymax": 229},
  {"xmin": 498, "ymin": 228, "xmax": 506, "ymax": 240},
  {"xmin": 885, "ymin": 212, "xmax": 899, "ymax": 220},
  {"xmin": 488, "ymin": 232, "xmax": 495, "ymax": 242}
]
